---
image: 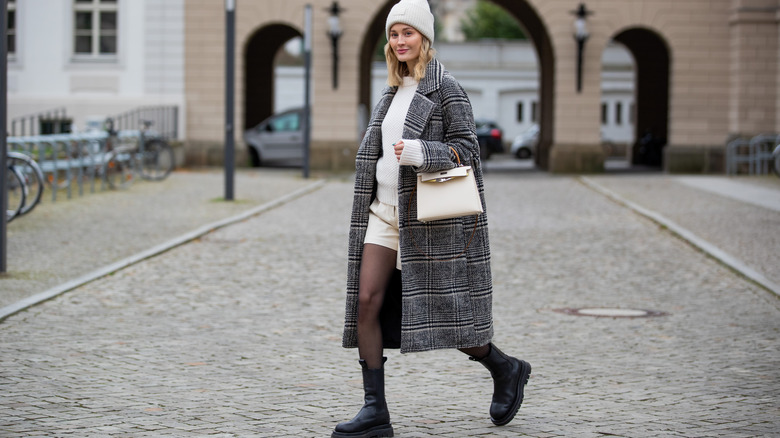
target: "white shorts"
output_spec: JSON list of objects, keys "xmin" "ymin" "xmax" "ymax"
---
[{"xmin": 364, "ymin": 199, "xmax": 402, "ymax": 270}]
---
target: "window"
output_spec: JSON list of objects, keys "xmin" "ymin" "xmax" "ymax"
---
[
  {"xmin": 615, "ymin": 102, "xmax": 623, "ymax": 125},
  {"xmin": 74, "ymin": 0, "xmax": 118, "ymax": 57},
  {"xmin": 516, "ymin": 102, "xmax": 524, "ymax": 122},
  {"xmin": 531, "ymin": 101, "xmax": 538, "ymax": 123},
  {"xmin": 270, "ymin": 112, "xmax": 300, "ymax": 132},
  {"xmin": 629, "ymin": 103, "xmax": 636, "ymax": 124},
  {"xmin": 601, "ymin": 103, "xmax": 608, "ymax": 125},
  {"xmin": 7, "ymin": 0, "xmax": 15, "ymax": 55}
]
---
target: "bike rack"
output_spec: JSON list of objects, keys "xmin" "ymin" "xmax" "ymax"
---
[
  {"xmin": 726, "ymin": 133, "xmax": 779, "ymax": 175},
  {"xmin": 7, "ymin": 130, "xmax": 145, "ymax": 202}
]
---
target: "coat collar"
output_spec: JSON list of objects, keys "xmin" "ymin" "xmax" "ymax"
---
[{"xmin": 417, "ymin": 58, "xmax": 444, "ymax": 95}]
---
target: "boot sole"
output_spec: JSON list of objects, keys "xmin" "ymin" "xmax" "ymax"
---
[
  {"xmin": 491, "ymin": 360, "xmax": 531, "ymax": 426},
  {"xmin": 331, "ymin": 423, "xmax": 394, "ymax": 438}
]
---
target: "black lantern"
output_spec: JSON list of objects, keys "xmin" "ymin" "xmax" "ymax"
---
[
  {"xmin": 572, "ymin": 3, "xmax": 593, "ymax": 93},
  {"xmin": 326, "ymin": 1, "xmax": 344, "ymax": 89}
]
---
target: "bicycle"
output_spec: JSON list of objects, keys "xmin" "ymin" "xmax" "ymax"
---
[
  {"xmin": 102, "ymin": 118, "xmax": 174, "ymax": 190},
  {"xmin": 5, "ymin": 163, "xmax": 26, "ymax": 222},
  {"xmin": 137, "ymin": 120, "xmax": 174, "ymax": 181},
  {"xmin": 7, "ymin": 150, "xmax": 45, "ymax": 217}
]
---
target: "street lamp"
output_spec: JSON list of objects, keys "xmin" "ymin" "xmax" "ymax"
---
[
  {"xmin": 572, "ymin": 3, "xmax": 593, "ymax": 93},
  {"xmin": 326, "ymin": 1, "xmax": 344, "ymax": 89},
  {"xmin": 224, "ymin": 0, "xmax": 235, "ymax": 200},
  {"xmin": 1, "ymin": 0, "xmax": 8, "ymax": 272}
]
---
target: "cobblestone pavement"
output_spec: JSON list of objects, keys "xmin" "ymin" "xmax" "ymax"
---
[
  {"xmin": 1, "ymin": 167, "xmax": 317, "ymax": 308},
  {"xmin": 584, "ymin": 174, "xmax": 780, "ymax": 290},
  {"xmin": 1, "ymin": 169, "xmax": 779, "ymax": 437}
]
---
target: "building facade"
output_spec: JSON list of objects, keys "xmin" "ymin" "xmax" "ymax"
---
[
  {"xmin": 7, "ymin": 0, "xmax": 185, "ymax": 136},
  {"xmin": 184, "ymin": 0, "xmax": 780, "ymax": 172},
  {"xmin": 7, "ymin": 0, "xmax": 780, "ymax": 173}
]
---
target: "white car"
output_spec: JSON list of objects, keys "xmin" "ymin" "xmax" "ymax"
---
[{"xmin": 510, "ymin": 124, "xmax": 539, "ymax": 159}]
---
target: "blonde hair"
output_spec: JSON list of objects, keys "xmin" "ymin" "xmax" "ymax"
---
[{"xmin": 385, "ymin": 37, "xmax": 436, "ymax": 87}]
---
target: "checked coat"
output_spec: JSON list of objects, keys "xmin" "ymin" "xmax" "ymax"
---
[{"xmin": 342, "ymin": 59, "xmax": 494, "ymax": 353}]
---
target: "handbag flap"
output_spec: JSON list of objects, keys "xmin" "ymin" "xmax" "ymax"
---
[{"xmin": 418, "ymin": 166, "xmax": 472, "ymax": 183}]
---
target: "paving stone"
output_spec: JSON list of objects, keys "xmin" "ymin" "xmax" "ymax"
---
[{"xmin": 0, "ymin": 171, "xmax": 778, "ymax": 436}]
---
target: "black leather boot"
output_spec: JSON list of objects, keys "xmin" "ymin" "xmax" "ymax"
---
[
  {"xmin": 470, "ymin": 343, "xmax": 531, "ymax": 426},
  {"xmin": 332, "ymin": 358, "xmax": 393, "ymax": 438}
]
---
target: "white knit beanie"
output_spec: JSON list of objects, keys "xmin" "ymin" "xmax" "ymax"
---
[{"xmin": 385, "ymin": 0, "xmax": 435, "ymax": 44}]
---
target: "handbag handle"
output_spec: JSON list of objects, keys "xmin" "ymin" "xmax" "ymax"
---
[
  {"xmin": 407, "ymin": 146, "xmax": 479, "ymax": 261},
  {"xmin": 451, "ymin": 146, "xmax": 462, "ymax": 166}
]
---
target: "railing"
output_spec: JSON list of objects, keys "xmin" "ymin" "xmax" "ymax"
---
[
  {"xmin": 10, "ymin": 107, "xmax": 72, "ymax": 137},
  {"xmin": 726, "ymin": 134, "xmax": 779, "ymax": 175},
  {"xmin": 111, "ymin": 105, "xmax": 178, "ymax": 140}
]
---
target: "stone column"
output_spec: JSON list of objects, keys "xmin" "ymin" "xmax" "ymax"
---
[
  {"xmin": 729, "ymin": 0, "xmax": 779, "ymax": 135},
  {"xmin": 548, "ymin": 4, "xmax": 605, "ymax": 173}
]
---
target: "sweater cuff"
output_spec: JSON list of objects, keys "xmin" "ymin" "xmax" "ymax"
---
[{"xmin": 398, "ymin": 139, "xmax": 424, "ymax": 166}]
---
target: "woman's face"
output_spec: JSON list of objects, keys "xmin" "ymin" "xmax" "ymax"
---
[{"xmin": 388, "ymin": 23, "xmax": 422, "ymax": 68}]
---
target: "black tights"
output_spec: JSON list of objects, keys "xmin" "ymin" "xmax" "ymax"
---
[{"xmin": 357, "ymin": 244, "xmax": 490, "ymax": 369}]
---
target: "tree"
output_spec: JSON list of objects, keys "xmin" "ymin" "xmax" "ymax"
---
[{"xmin": 460, "ymin": 0, "xmax": 526, "ymax": 41}]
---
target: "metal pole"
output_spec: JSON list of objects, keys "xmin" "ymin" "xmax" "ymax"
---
[
  {"xmin": 1, "ymin": 0, "xmax": 8, "ymax": 273},
  {"xmin": 224, "ymin": 0, "xmax": 235, "ymax": 201},
  {"xmin": 303, "ymin": 5, "xmax": 312, "ymax": 179},
  {"xmin": 576, "ymin": 38, "xmax": 584, "ymax": 93},
  {"xmin": 331, "ymin": 35, "xmax": 340, "ymax": 89}
]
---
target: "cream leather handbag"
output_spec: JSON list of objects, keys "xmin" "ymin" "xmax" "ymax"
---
[{"xmin": 414, "ymin": 147, "xmax": 483, "ymax": 223}]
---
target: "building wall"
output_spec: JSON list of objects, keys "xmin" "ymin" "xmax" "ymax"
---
[
  {"xmin": 730, "ymin": 0, "xmax": 780, "ymax": 135},
  {"xmin": 9, "ymin": 0, "xmax": 779, "ymax": 173},
  {"xmin": 7, "ymin": 0, "xmax": 185, "ymax": 135},
  {"xmin": 184, "ymin": 0, "xmax": 763, "ymax": 172}
]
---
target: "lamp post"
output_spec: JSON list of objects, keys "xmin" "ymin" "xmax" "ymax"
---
[
  {"xmin": 326, "ymin": 1, "xmax": 343, "ymax": 89},
  {"xmin": 572, "ymin": 3, "xmax": 593, "ymax": 93},
  {"xmin": 303, "ymin": 5, "xmax": 312, "ymax": 178},
  {"xmin": 1, "ymin": 0, "xmax": 7, "ymax": 272},
  {"xmin": 224, "ymin": 0, "xmax": 235, "ymax": 200}
]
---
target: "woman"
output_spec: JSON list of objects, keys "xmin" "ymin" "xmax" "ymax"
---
[{"xmin": 334, "ymin": 1, "xmax": 531, "ymax": 436}]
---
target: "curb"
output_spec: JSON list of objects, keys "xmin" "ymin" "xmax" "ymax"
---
[
  {"xmin": 0, "ymin": 179, "xmax": 328, "ymax": 323},
  {"xmin": 579, "ymin": 176, "xmax": 780, "ymax": 298}
]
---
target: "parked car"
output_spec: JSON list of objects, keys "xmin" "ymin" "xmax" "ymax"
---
[
  {"xmin": 475, "ymin": 119, "xmax": 504, "ymax": 159},
  {"xmin": 244, "ymin": 108, "xmax": 304, "ymax": 166},
  {"xmin": 510, "ymin": 124, "xmax": 539, "ymax": 159}
]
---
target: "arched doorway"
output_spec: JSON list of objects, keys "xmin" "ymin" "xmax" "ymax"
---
[
  {"xmin": 612, "ymin": 28, "xmax": 670, "ymax": 168},
  {"xmin": 357, "ymin": 0, "xmax": 555, "ymax": 169},
  {"xmin": 358, "ymin": 2, "xmax": 394, "ymax": 128},
  {"xmin": 244, "ymin": 24, "xmax": 302, "ymax": 132},
  {"xmin": 491, "ymin": 0, "xmax": 554, "ymax": 170}
]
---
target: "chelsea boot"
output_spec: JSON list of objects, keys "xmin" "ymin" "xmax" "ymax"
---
[
  {"xmin": 332, "ymin": 358, "xmax": 393, "ymax": 438},
  {"xmin": 471, "ymin": 343, "xmax": 531, "ymax": 426}
]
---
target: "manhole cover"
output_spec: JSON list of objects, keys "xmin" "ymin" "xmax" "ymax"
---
[{"xmin": 553, "ymin": 307, "xmax": 667, "ymax": 318}]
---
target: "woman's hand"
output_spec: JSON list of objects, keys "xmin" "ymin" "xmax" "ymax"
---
[{"xmin": 393, "ymin": 140, "xmax": 404, "ymax": 161}]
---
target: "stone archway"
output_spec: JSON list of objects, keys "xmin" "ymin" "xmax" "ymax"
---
[
  {"xmin": 358, "ymin": 2, "xmax": 395, "ymax": 124},
  {"xmin": 613, "ymin": 28, "xmax": 670, "ymax": 168},
  {"xmin": 357, "ymin": 0, "xmax": 555, "ymax": 169},
  {"xmin": 244, "ymin": 24, "xmax": 301, "ymax": 132},
  {"xmin": 491, "ymin": 0, "xmax": 555, "ymax": 170}
]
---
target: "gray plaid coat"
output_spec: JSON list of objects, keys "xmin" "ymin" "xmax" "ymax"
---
[{"xmin": 342, "ymin": 59, "xmax": 494, "ymax": 353}]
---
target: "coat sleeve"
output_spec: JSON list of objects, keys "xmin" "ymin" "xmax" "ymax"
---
[{"xmin": 416, "ymin": 74, "xmax": 480, "ymax": 172}]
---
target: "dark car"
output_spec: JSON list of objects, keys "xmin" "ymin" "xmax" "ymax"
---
[
  {"xmin": 244, "ymin": 108, "xmax": 303, "ymax": 167},
  {"xmin": 475, "ymin": 119, "xmax": 504, "ymax": 159}
]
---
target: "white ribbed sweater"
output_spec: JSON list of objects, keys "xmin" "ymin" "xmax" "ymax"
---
[{"xmin": 376, "ymin": 77, "xmax": 424, "ymax": 206}]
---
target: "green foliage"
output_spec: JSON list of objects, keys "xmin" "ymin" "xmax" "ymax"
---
[{"xmin": 460, "ymin": 0, "xmax": 526, "ymax": 41}]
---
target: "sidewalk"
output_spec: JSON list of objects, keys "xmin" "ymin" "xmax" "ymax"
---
[
  {"xmin": 1, "ymin": 168, "xmax": 321, "ymax": 311},
  {"xmin": 0, "ymin": 167, "xmax": 778, "ymax": 437}
]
